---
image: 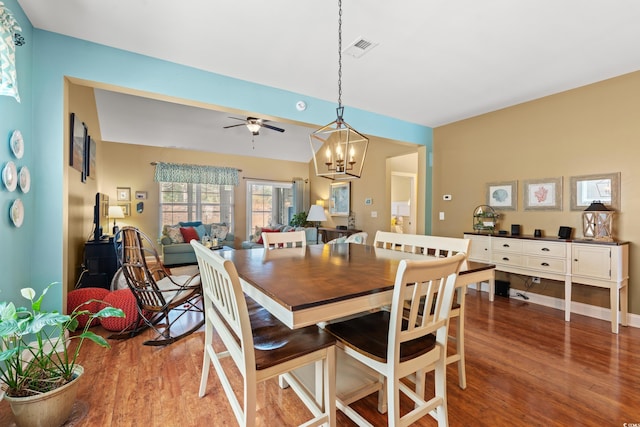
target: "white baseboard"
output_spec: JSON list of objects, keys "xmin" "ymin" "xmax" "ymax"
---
[{"xmin": 470, "ymin": 283, "xmax": 639, "ymax": 330}]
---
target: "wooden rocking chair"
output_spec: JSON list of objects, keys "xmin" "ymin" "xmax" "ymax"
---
[{"xmin": 110, "ymin": 226, "xmax": 204, "ymax": 346}]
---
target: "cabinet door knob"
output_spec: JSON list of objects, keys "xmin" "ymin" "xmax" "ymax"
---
[
  {"xmin": 541, "ymin": 262, "xmax": 550, "ymax": 267},
  {"xmin": 542, "ymin": 247, "xmax": 550, "ymax": 251},
  {"xmin": 574, "ymin": 259, "xmax": 578, "ymax": 262}
]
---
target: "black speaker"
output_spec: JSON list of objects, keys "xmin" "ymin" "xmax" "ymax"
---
[
  {"xmin": 558, "ymin": 226, "xmax": 572, "ymax": 239},
  {"xmin": 511, "ymin": 224, "xmax": 520, "ymax": 236}
]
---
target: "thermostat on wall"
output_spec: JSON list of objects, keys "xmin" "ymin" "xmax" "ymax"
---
[{"xmin": 365, "ymin": 198, "xmax": 373, "ymax": 205}]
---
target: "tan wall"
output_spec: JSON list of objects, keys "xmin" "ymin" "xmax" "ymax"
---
[
  {"xmin": 66, "ymin": 83, "xmax": 101, "ymax": 291},
  {"xmin": 308, "ymin": 138, "xmax": 418, "ymax": 242},
  {"xmin": 432, "ymin": 71, "xmax": 640, "ymax": 314},
  {"xmin": 99, "ymin": 143, "xmax": 310, "ymax": 246}
]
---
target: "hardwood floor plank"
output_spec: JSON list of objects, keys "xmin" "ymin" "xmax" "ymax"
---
[{"xmin": 1, "ymin": 289, "xmax": 638, "ymax": 426}]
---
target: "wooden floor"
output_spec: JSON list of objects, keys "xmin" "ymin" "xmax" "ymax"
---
[{"xmin": 1, "ymin": 289, "xmax": 639, "ymax": 426}]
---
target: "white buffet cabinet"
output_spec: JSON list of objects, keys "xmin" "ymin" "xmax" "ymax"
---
[{"xmin": 464, "ymin": 233, "xmax": 629, "ymax": 333}]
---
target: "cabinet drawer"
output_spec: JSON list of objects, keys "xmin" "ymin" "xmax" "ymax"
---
[
  {"xmin": 491, "ymin": 252, "xmax": 524, "ymax": 266},
  {"xmin": 525, "ymin": 256, "xmax": 566, "ymax": 274},
  {"xmin": 523, "ymin": 241, "xmax": 566, "ymax": 258},
  {"xmin": 491, "ymin": 238, "xmax": 523, "ymax": 253}
]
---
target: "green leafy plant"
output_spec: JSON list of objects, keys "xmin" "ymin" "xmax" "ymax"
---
[
  {"xmin": 289, "ymin": 211, "xmax": 311, "ymax": 227},
  {"xmin": 0, "ymin": 283, "xmax": 124, "ymax": 398}
]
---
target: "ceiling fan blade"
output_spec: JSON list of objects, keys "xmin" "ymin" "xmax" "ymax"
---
[
  {"xmin": 223, "ymin": 123, "xmax": 247, "ymax": 129},
  {"xmin": 262, "ymin": 124, "xmax": 285, "ymax": 133},
  {"xmin": 227, "ymin": 116, "xmax": 247, "ymax": 122}
]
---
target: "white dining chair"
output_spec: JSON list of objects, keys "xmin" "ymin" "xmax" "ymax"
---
[
  {"xmin": 262, "ymin": 230, "xmax": 307, "ymax": 249},
  {"xmin": 191, "ymin": 241, "xmax": 336, "ymax": 426},
  {"xmin": 325, "ymin": 253, "xmax": 466, "ymax": 426},
  {"xmin": 373, "ymin": 230, "xmax": 471, "ymax": 389}
]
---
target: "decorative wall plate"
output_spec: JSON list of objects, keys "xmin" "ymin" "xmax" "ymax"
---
[
  {"xmin": 19, "ymin": 166, "xmax": 30, "ymax": 193},
  {"xmin": 10, "ymin": 130, "xmax": 24, "ymax": 159},
  {"xmin": 10, "ymin": 198, "xmax": 24, "ymax": 227},
  {"xmin": 2, "ymin": 161, "xmax": 18, "ymax": 192}
]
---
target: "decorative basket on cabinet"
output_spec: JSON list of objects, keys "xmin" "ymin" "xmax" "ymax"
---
[{"xmin": 473, "ymin": 204, "xmax": 499, "ymax": 233}]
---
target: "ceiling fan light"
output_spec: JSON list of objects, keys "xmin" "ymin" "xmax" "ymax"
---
[{"xmin": 246, "ymin": 123, "xmax": 261, "ymax": 134}]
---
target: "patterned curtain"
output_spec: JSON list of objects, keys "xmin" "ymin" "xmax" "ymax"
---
[
  {"xmin": 0, "ymin": 2, "xmax": 21, "ymax": 102},
  {"xmin": 154, "ymin": 162, "xmax": 239, "ymax": 185}
]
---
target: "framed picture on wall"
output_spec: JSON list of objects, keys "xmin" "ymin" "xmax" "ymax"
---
[
  {"xmin": 523, "ymin": 177, "xmax": 562, "ymax": 210},
  {"xmin": 69, "ymin": 113, "xmax": 86, "ymax": 177},
  {"xmin": 117, "ymin": 187, "xmax": 131, "ymax": 201},
  {"xmin": 329, "ymin": 182, "xmax": 350, "ymax": 216},
  {"xmin": 486, "ymin": 180, "xmax": 517, "ymax": 210},
  {"xmin": 85, "ymin": 136, "xmax": 96, "ymax": 180},
  {"xmin": 569, "ymin": 172, "xmax": 620, "ymax": 211}
]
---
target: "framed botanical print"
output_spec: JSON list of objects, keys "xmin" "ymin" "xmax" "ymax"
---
[
  {"xmin": 117, "ymin": 187, "xmax": 131, "ymax": 201},
  {"xmin": 487, "ymin": 180, "xmax": 517, "ymax": 210},
  {"xmin": 523, "ymin": 177, "xmax": 562, "ymax": 210}
]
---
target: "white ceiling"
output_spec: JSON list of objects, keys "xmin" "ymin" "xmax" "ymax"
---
[{"xmin": 18, "ymin": 0, "xmax": 640, "ymax": 161}]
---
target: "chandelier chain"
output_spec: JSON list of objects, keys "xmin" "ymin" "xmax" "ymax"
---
[{"xmin": 337, "ymin": 0, "xmax": 343, "ymax": 110}]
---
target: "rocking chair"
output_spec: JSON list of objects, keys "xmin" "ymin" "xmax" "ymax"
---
[{"xmin": 110, "ymin": 226, "xmax": 204, "ymax": 346}]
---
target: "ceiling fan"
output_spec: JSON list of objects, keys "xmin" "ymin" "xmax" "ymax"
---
[{"xmin": 223, "ymin": 116, "xmax": 285, "ymax": 136}]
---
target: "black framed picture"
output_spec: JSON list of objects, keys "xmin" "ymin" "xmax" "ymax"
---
[
  {"xmin": 70, "ymin": 113, "xmax": 87, "ymax": 179},
  {"xmin": 85, "ymin": 135, "xmax": 96, "ymax": 179}
]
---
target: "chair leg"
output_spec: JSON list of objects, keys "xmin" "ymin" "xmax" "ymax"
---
[
  {"xmin": 199, "ymin": 322, "xmax": 213, "ymax": 398},
  {"xmin": 457, "ymin": 309, "xmax": 467, "ymax": 389},
  {"xmin": 434, "ymin": 358, "xmax": 449, "ymax": 427},
  {"xmin": 386, "ymin": 376, "xmax": 401, "ymax": 425}
]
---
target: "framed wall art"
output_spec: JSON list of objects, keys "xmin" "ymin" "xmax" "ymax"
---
[
  {"xmin": 486, "ymin": 180, "xmax": 517, "ymax": 210},
  {"xmin": 569, "ymin": 172, "xmax": 620, "ymax": 211},
  {"xmin": 523, "ymin": 177, "xmax": 562, "ymax": 211},
  {"xmin": 85, "ymin": 136, "xmax": 96, "ymax": 180},
  {"xmin": 69, "ymin": 113, "xmax": 87, "ymax": 176},
  {"xmin": 117, "ymin": 187, "xmax": 131, "ymax": 201},
  {"xmin": 118, "ymin": 203, "xmax": 131, "ymax": 217},
  {"xmin": 329, "ymin": 181, "xmax": 350, "ymax": 216}
]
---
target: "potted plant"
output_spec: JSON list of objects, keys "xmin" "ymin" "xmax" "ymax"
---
[
  {"xmin": 0, "ymin": 283, "xmax": 124, "ymax": 427},
  {"xmin": 290, "ymin": 211, "xmax": 311, "ymax": 228}
]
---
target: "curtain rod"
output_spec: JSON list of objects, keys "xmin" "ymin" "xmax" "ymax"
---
[
  {"xmin": 243, "ymin": 177, "xmax": 308, "ymax": 183},
  {"xmin": 150, "ymin": 161, "xmax": 242, "ymax": 172}
]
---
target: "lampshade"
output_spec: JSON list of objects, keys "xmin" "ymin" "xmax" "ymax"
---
[
  {"xmin": 108, "ymin": 205, "xmax": 125, "ymax": 219},
  {"xmin": 306, "ymin": 204, "xmax": 327, "ymax": 222}
]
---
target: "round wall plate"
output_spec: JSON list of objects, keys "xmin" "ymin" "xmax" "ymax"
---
[
  {"xmin": 10, "ymin": 198, "xmax": 24, "ymax": 227},
  {"xmin": 2, "ymin": 161, "xmax": 18, "ymax": 192},
  {"xmin": 19, "ymin": 166, "xmax": 30, "ymax": 193},
  {"xmin": 10, "ymin": 129, "xmax": 24, "ymax": 159}
]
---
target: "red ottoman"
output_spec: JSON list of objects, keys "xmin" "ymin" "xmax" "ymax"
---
[
  {"xmin": 67, "ymin": 287, "xmax": 110, "ymax": 328},
  {"xmin": 100, "ymin": 289, "xmax": 143, "ymax": 332}
]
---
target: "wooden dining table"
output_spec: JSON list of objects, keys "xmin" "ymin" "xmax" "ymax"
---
[{"xmin": 221, "ymin": 243, "xmax": 496, "ymax": 329}]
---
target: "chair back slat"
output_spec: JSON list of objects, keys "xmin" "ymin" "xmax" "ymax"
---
[
  {"xmin": 373, "ymin": 231, "xmax": 470, "ymax": 267},
  {"xmin": 120, "ymin": 227, "xmax": 169, "ymax": 309},
  {"xmin": 262, "ymin": 230, "xmax": 307, "ymax": 248},
  {"xmin": 388, "ymin": 253, "xmax": 466, "ymax": 363},
  {"xmin": 192, "ymin": 241, "xmax": 255, "ymax": 372}
]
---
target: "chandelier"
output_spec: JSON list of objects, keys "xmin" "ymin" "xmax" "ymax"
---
[{"xmin": 310, "ymin": 0, "xmax": 369, "ymax": 180}]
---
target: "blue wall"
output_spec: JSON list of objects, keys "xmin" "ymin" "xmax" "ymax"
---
[
  {"xmin": 0, "ymin": 0, "xmax": 33, "ymax": 307},
  {"xmin": 2, "ymin": 0, "xmax": 432, "ymax": 310}
]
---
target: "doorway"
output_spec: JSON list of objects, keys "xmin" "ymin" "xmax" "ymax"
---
[{"xmin": 390, "ymin": 172, "xmax": 417, "ymax": 234}]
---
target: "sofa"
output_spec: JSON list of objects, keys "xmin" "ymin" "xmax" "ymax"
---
[
  {"xmin": 160, "ymin": 221, "xmax": 234, "ymax": 266},
  {"xmin": 241, "ymin": 224, "xmax": 322, "ymax": 249}
]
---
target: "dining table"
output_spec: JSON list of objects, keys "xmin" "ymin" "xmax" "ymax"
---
[{"xmin": 221, "ymin": 243, "xmax": 496, "ymax": 329}]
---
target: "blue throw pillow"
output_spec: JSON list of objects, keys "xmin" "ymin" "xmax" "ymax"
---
[
  {"xmin": 194, "ymin": 224, "xmax": 207, "ymax": 239},
  {"xmin": 179, "ymin": 221, "xmax": 202, "ymax": 228}
]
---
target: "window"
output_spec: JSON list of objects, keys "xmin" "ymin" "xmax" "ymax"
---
[
  {"xmin": 160, "ymin": 182, "xmax": 234, "ymax": 230},
  {"xmin": 246, "ymin": 180, "xmax": 293, "ymax": 237}
]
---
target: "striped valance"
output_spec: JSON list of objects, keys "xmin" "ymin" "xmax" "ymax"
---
[{"xmin": 154, "ymin": 162, "xmax": 239, "ymax": 185}]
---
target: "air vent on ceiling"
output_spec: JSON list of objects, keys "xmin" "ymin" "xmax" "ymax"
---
[{"xmin": 343, "ymin": 36, "xmax": 379, "ymax": 58}]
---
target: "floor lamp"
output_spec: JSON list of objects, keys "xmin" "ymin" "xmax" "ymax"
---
[{"xmin": 306, "ymin": 204, "xmax": 327, "ymax": 244}]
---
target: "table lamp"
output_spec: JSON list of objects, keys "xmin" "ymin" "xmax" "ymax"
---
[
  {"xmin": 108, "ymin": 205, "xmax": 125, "ymax": 235},
  {"xmin": 306, "ymin": 204, "xmax": 327, "ymax": 244}
]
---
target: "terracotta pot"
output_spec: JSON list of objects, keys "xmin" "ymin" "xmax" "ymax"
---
[{"xmin": 4, "ymin": 365, "xmax": 84, "ymax": 427}]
